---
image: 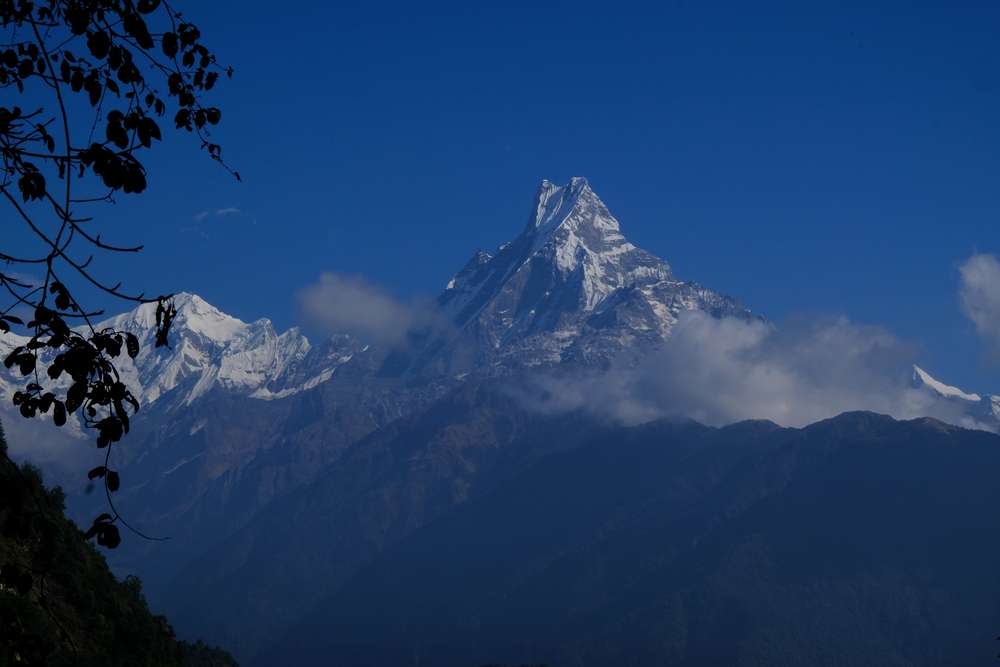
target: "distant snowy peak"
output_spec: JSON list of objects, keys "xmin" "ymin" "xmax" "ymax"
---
[
  {"xmin": 911, "ymin": 364, "xmax": 1000, "ymax": 429},
  {"xmin": 0, "ymin": 292, "xmax": 359, "ymax": 413},
  {"xmin": 94, "ymin": 292, "xmax": 299, "ymax": 405},
  {"xmin": 100, "ymin": 292, "xmax": 248, "ymax": 344},
  {"xmin": 912, "ymin": 365, "xmax": 981, "ymax": 402},
  {"xmin": 104, "ymin": 292, "xmax": 362, "ymax": 406}
]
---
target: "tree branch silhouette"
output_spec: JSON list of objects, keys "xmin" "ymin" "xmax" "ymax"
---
[{"xmin": 1, "ymin": 0, "xmax": 234, "ymax": 550}]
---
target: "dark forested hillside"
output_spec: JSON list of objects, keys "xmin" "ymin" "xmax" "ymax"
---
[
  {"xmin": 255, "ymin": 412, "xmax": 1000, "ymax": 666},
  {"xmin": 0, "ymin": 424, "xmax": 237, "ymax": 667}
]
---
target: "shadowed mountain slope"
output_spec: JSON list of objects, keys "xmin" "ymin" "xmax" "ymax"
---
[{"xmin": 258, "ymin": 412, "xmax": 1000, "ymax": 667}]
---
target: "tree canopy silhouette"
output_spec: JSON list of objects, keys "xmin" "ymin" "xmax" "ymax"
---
[{"xmin": 0, "ymin": 0, "xmax": 232, "ymax": 549}]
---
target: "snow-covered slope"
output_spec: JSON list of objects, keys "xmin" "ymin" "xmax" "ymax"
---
[
  {"xmin": 97, "ymin": 293, "xmax": 361, "ymax": 406},
  {"xmin": 912, "ymin": 364, "xmax": 1000, "ymax": 428},
  {"xmin": 912, "ymin": 365, "xmax": 981, "ymax": 402}
]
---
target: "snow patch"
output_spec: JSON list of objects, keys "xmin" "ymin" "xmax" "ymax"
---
[
  {"xmin": 162, "ymin": 453, "xmax": 204, "ymax": 476},
  {"xmin": 252, "ymin": 366, "xmax": 339, "ymax": 400}
]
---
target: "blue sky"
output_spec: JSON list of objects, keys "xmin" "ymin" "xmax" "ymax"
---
[{"xmin": 11, "ymin": 1, "xmax": 1000, "ymax": 389}]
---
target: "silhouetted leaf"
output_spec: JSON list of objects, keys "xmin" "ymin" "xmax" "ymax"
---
[
  {"xmin": 66, "ymin": 382, "xmax": 86, "ymax": 414},
  {"xmin": 87, "ymin": 30, "xmax": 111, "ymax": 59},
  {"xmin": 123, "ymin": 12, "xmax": 154, "ymax": 49},
  {"xmin": 98, "ymin": 523, "xmax": 121, "ymax": 548},
  {"xmin": 162, "ymin": 31, "xmax": 178, "ymax": 58},
  {"xmin": 125, "ymin": 332, "xmax": 140, "ymax": 359},
  {"xmin": 53, "ymin": 400, "xmax": 67, "ymax": 426}
]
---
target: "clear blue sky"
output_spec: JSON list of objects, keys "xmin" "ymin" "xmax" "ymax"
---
[{"xmin": 23, "ymin": 1, "xmax": 1000, "ymax": 389}]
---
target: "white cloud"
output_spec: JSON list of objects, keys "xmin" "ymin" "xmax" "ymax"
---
[
  {"xmin": 297, "ymin": 272, "xmax": 421, "ymax": 346},
  {"xmin": 959, "ymin": 253, "xmax": 1000, "ymax": 355},
  {"xmin": 525, "ymin": 311, "xmax": 991, "ymax": 431},
  {"xmin": 1, "ymin": 405, "xmax": 97, "ymax": 489}
]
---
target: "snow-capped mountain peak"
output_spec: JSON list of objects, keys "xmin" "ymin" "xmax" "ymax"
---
[
  {"xmin": 434, "ymin": 178, "xmax": 751, "ymax": 369},
  {"xmin": 441, "ymin": 177, "xmax": 677, "ymax": 319},
  {"xmin": 522, "ymin": 177, "xmax": 657, "ymax": 304},
  {"xmin": 112, "ymin": 294, "xmax": 367, "ymax": 406},
  {"xmin": 0, "ymin": 292, "xmax": 360, "ymax": 412},
  {"xmin": 912, "ymin": 365, "xmax": 981, "ymax": 402},
  {"xmin": 5, "ymin": 179, "xmax": 1000, "ymax": 447},
  {"xmin": 911, "ymin": 364, "xmax": 1000, "ymax": 429},
  {"xmin": 100, "ymin": 292, "xmax": 248, "ymax": 345},
  {"xmin": 92, "ymin": 292, "xmax": 302, "ymax": 405},
  {"xmin": 530, "ymin": 177, "xmax": 618, "ymax": 235},
  {"xmin": 2, "ymin": 179, "xmax": 751, "ymax": 412}
]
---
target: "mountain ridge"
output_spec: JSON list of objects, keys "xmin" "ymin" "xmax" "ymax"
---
[
  {"xmin": 2, "ymin": 178, "xmax": 996, "ymax": 477},
  {"xmin": 1, "ymin": 178, "xmax": 753, "ymax": 413},
  {"xmin": 1, "ymin": 179, "xmax": 996, "ymax": 504},
  {"xmin": 252, "ymin": 410, "xmax": 1000, "ymax": 666},
  {"xmin": 2, "ymin": 178, "xmax": 998, "ymax": 664}
]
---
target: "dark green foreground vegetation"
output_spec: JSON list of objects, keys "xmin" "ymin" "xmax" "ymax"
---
[{"xmin": 0, "ymin": 425, "xmax": 236, "ymax": 666}]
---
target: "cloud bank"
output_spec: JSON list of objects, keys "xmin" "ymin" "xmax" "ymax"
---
[
  {"xmin": 959, "ymin": 253, "xmax": 1000, "ymax": 355},
  {"xmin": 527, "ymin": 311, "xmax": 990, "ymax": 430}
]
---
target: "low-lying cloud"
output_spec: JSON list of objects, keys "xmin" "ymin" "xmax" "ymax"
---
[
  {"xmin": 528, "ymin": 311, "xmax": 991, "ymax": 431},
  {"xmin": 297, "ymin": 272, "xmax": 436, "ymax": 346},
  {"xmin": 959, "ymin": 253, "xmax": 1000, "ymax": 356},
  {"xmin": 1, "ymin": 404, "xmax": 98, "ymax": 489}
]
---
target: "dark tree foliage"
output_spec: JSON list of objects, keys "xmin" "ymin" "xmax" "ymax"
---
[
  {"xmin": 0, "ymin": 0, "xmax": 232, "ymax": 549},
  {"xmin": 0, "ymin": 422, "xmax": 239, "ymax": 665}
]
